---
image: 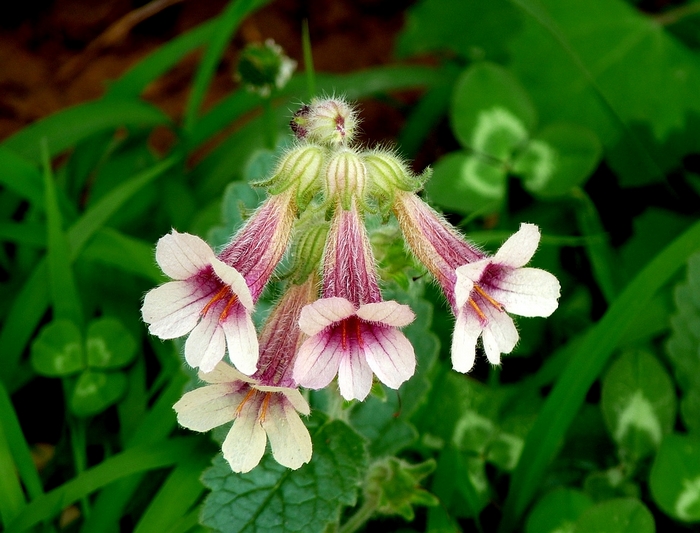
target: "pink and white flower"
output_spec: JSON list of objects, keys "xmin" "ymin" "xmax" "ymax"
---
[
  {"xmin": 173, "ymin": 363, "xmax": 312, "ymax": 473},
  {"xmin": 393, "ymin": 191, "xmax": 560, "ymax": 372},
  {"xmin": 142, "ymin": 191, "xmax": 297, "ymax": 374},
  {"xmin": 293, "ymin": 202, "xmax": 416, "ymax": 400},
  {"xmin": 451, "ymin": 223, "xmax": 560, "ymax": 372}
]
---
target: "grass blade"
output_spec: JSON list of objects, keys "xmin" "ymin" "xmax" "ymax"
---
[
  {"xmin": 499, "ymin": 219, "xmax": 700, "ymax": 532},
  {"xmin": 0, "ymin": 403, "xmax": 26, "ymax": 527}
]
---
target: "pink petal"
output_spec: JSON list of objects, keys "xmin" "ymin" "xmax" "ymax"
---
[
  {"xmin": 450, "ymin": 309, "xmax": 481, "ymax": 373},
  {"xmin": 363, "ymin": 326, "xmax": 415, "ymax": 390},
  {"xmin": 173, "ymin": 384, "xmax": 243, "ymax": 431},
  {"xmin": 262, "ymin": 398, "xmax": 312, "ymax": 470},
  {"xmin": 155, "ymin": 231, "xmax": 214, "ymax": 280},
  {"xmin": 298, "ymin": 298, "xmax": 356, "ymax": 336},
  {"xmin": 494, "ymin": 223, "xmax": 541, "ymax": 268},
  {"xmin": 211, "ymin": 258, "xmax": 254, "ymax": 310},
  {"xmin": 454, "ymin": 260, "xmax": 489, "ymax": 309},
  {"xmin": 481, "ymin": 306, "xmax": 518, "ymax": 365},
  {"xmin": 185, "ymin": 316, "xmax": 226, "ymax": 372},
  {"xmin": 493, "ymin": 268, "xmax": 561, "ymax": 317},
  {"xmin": 293, "ymin": 333, "xmax": 342, "ymax": 390},
  {"xmin": 221, "ymin": 304, "xmax": 259, "ymax": 376},
  {"xmin": 222, "ymin": 404, "xmax": 267, "ymax": 473},
  {"xmin": 337, "ymin": 343, "xmax": 373, "ymax": 401},
  {"xmin": 141, "ymin": 281, "xmax": 206, "ymax": 339},
  {"xmin": 356, "ymin": 301, "xmax": 415, "ymax": 328}
]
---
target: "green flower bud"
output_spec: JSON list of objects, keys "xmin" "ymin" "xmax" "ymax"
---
[
  {"xmin": 236, "ymin": 39, "xmax": 296, "ymax": 97},
  {"xmin": 363, "ymin": 149, "xmax": 429, "ymax": 208},
  {"xmin": 258, "ymin": 145, "xmax": 325, "ymax": 208},
  {"xmin": 325, "ymin": 148, "xmax": 367, "ymax": 210},
  {"xmin": 291, "ymin": 97, "xmax": 359, "ymax": 146}
]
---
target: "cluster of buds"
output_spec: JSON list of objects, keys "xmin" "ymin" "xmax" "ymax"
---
[{"xmin": 141, "ymin": 97, "xmax": 560, "ymax": 473}]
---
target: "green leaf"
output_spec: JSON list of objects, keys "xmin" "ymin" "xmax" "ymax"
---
[
  {"xmin": 451, "ymin": 62, "xmax": 536, "ymax": 157},
  {"xmin": 601, "ymin": 350, "xmax": 676, "ymax": 459},
  {"xmin": 81, "ymin": 228, "xmax": 163, "ymax": 283},
  {"xmin": 0, "ymin": 404, "xmax": 25, "ymax": 527},
  {"xmin": 0, "ymin": 148, "xmax": 43, "ymax": 206},
  {"xmin": 525, "ymin": 488, "xmax": 593, "ymax": 533},
  {"xmin": 500, "ymin": 220, "xmax": 700, "ymax": 533},
  {"xmin": 425, "ymin": 151, "xmax": 505, "ymax": 215},
  {"xmin": 2, "ymin": 99, "xmax": 169, "ymax": 162},
  {"xmin": 30, "ymin": 320, "xmax": 84, "ymax": 377},
  {"xmin": 200, "ymin": 416, "xmax": 368, "ymax": 533},
  {"xmin": 70, "ymin": 370, "xmax": 128, "ymax": 417},
  {"xmin": 513, "ymin": 123, "xmax": 601, "ymax": 196},
  {"xmin": 575, "ymin": 498, "xmax": 655, "ymax": 533},
  {"xmin": 86, "ymin": 318, "xmax": 138, "ymax": 370},
  {"xmin": 650, "ymin": 433, "xmax": 700, "ymax": 522}
]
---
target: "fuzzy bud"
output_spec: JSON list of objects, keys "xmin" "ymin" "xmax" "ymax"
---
[
  {"xmin": 325, "ymin": 148, "xmax": 367, "ymax": 209},
  {"xmin": 236, "ymin": 39, "xmax": 296, "ymax": 97},
  {"xmin": 259, "ymin": 145, "xmax": 325, "ymax": 207},
  {"xmin": 363, "ymin": 149, "xmax": 426, "ymax": 199},
  {"xmin": 291, "ymin": 97, "xmax": 359, "ymax": 146}
]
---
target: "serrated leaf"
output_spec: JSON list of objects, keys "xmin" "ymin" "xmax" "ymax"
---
[
  {"xmin": 651, "ymin": 433, "xmax": 700, "ymax": 522},
  {"xmin": 525, "ymin": 488, "xmax": 593, "ymax": 533},
  {"xmin": 513, "ymin": 123, "xmax": 601, "ymax": 197},
  {"xmin": 200, "ymin": 416, "xmax": 368, "ymax": 533},
  {"xmin": 601, "ymin": 350, "xmax": 676, "ymax": 459},
  {"xmin": 575, "ymin": 498, "xmax": 655, "ymax": 533},
  {"xmin": 30, "ymin": 320, "xmax": 84, "ymax": 377},
  {"xmin": 86, "ymin": 318, "xmax": 138, "ymax": 370},
  {"xmin": 451, "ymin": 62, "xmax": 536, "ymax": 157},
  {"xmin": 425, "ymin": 151, "xmax": 505, "ymax": 215},
  {"xmin": 70, "ymin": 370, "xmax": 127, "ymax": 417}
]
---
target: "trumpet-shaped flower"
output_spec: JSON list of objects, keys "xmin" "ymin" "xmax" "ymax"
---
[
  {"xmin": 173, "ymin": 363, "xmax": 312, "ymax": 473},
  {"xmin": 293, "ymin": 202, "xmax": 416, "ymax": 400},
  {"xmin": 142, "ymin": 191, "xmax": 296, "ymax": 374},
  {"xmin": 393, "ymin": 191, "xmax": 560, "ymax": 372}
]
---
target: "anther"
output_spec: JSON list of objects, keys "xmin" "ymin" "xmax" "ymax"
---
[
  {"xmin": 474, "ymin": 285, "xmax": 504, "ymax": 311},
  {"xmin": 235, "ymin": 388, "xmax": 257, "ymax": 417},
  {"xmin": 202, "ymin": 285, "xmax": 229, "ymax": 316}
]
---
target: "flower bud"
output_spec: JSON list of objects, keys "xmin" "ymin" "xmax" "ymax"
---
[
  {"xmin": 259, "ymin": 145, "xmax": 325, "ymax": 207},
  {"xmin": 325, "ymin": 148, "xmax": 367, "ymax": 209},
  {"xmin": 236, "ymin": 39, "xmax": 296, "ymax": 97},
  {"xmin": 291, "ymin": 97, "xmax": 359, "ymax": 146},
  {"xmin": 363, "ymin": 149, "xmax": 426, "ymax": 199}
]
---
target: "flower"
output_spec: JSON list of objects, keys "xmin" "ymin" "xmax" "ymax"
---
[
  {"xmin": 393, "ymin": 191, "xmax": 560, "ymax": 372},
  {"xmin": 142, "ymin": 191, "xmax": 297, "ymax": 374},
  {"xmin": 294, "ymin": 297, "xmax": 415, "ymax": 401},
  {"xmin": 141, "ymin": 230, "xmax": 258, "ymax": 374},
  {"xmin": 173, "ymin": 363, "xmax": 312, "ymax": 473},
  {"xmin": 451, "ymin": 223, "xmax": 560, "ymax": 372},
  {"xmin": 293, "ymin": 203, "xmax": 416, "ymax": 400}
]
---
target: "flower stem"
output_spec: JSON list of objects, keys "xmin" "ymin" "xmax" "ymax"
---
[
  {"xmin": 339, "ymin": 497, "xmax": 378, "ymax": 533},
  {"xmin": 67, "ymin": 413, "xmax": 91, "ymax": 518}
]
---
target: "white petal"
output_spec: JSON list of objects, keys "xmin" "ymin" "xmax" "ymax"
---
[
  {"xmin": 256, "ymin": 386, "xmax": 310, "ymax": 415},
  {"xmin": 211, "ymin": 258, "xmax": 254, "ymax": 310},
  {"xmin": 173, "ymin": 384, "xmax": 242, "ymax": 431},
  {"xmin": 141, "ymin": 281, "xmax": 206, "ymax": 339},
  {"xmin": 481, "ymin": 308, "xmax": 518, "ymax": 365},
  {"xmin": 454, "ymin": 260, "xmax": 489, "ymax": 309},
  {"xmin": 185, "ymin": 316, "xmax": 226, "ymax": 372},
  {"xmin": 493, "ymin": 268, "xmax": 561, "ymax": 317},
  {"xmin": 156, "ymin": 231, "xmax": 214, "ymax": 280},
  {"xmin": 494, "ymin": 223, "xmax": 541, "ymax": 268},
  {"xmin": 221, "ymin": 304, "xmax": 259, "ymax": 376},
  {"xmin": 293, "ymin": 333, "xmax": 342, "ymax": 390},
  {"xmin": 451, "ymin": 310, "xmax": 481, "ymax": 373},
  {"xmin": 199, "ymin": 362, "xmax": 255, "ymax": 385},
  {"xmin": 337, "ymin": 343, "xmax": 373, "ymax": 401},
  {"xmin": 298, "ymin": 298, "xmax": 356, "ymax": 336},
  {"xmin": 356, "ymin": 301, "xmax": 415, "ymax": 328},
  {"xmin": 262, "ymin": 398, "xmax": 312, "ymax": 470},
  {"xmin": 363, "ymin": 326, "xmax": 415, "ymax": 390},
  {"xmin": 222, "ymin": 407, "xmax": 266, "ymax": 473}
]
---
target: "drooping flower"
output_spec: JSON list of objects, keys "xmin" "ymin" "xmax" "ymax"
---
[
  {"xmin": 142, "ymin": 191, "xmax": 297, "ymax": 374},
  {"xmin": 393, "ymin": 191, "xmax": 560, "ymax": 372},
  {"xmin": 173, "ymin": 278, "xmax": 317, "ymax": 472},
  {"xmin": 173, "ymin": 362, "xmax": 312, "ymax": 473},
  {"xmin": 294, "ymin": 187, "xmax": 416, "ymax": 401}
]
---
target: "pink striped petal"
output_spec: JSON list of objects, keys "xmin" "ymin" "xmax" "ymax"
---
[
  {"xmin": 298, "ymin": 298, "xmax": 356, "ymax": 336},
  {"xmin": 493, "ymin": 268, "xmax": 561, "ymax": 317},
  {"xmin": 221, "ymin": 303, "xmax": 259, "ymax": 376},
  {"xmin": 211, "ymin": 258, "xmax": 254, "ymax": 310},
  {"xmin": 155, "ymin": 231, "xmax": 214, "ymax": 280},
  {"xmin": 363, "ymin": 326, "xmax": 415, "ymax": 390},
  {"xmin": 451, "ymin": 310, "xmax": 480, "ymax": 373},
  {"xmin": 185, "ymin": 316, "xmax": 226, "ymax": 372},
  {"xmin": 356, "ymin": 301, "xmax": 415, "ymax": 327},
  {"xmin": 141, "ymin": 281, "xmax": 207, "ymax": 339},
  {"xmin": 293, "ymin": 333, "xmax": 342, "ymax": 389},
  {"xmin": 337, "ymin": 343, "xmax": 373, "ymax": 401}
]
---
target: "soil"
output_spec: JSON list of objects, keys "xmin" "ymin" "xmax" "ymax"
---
[{"xmin": 0, "ymin": 0, "xmax": 416, "ymax": 144}]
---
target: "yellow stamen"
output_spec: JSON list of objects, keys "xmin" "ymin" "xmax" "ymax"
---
[
  {"xmin": 235, "ymin": 388, "xmax": 257, "ymax": 417},
  {"xmin": 474, "ymin": 284, "xmax": 504, "ymax": 311},
  {"xmin": 219, "ymin": 294, "xmax": 238, "ymax": 321},
  {"xmin": 468, "ymin": 298, "xmax": 486, "ymax": 321},
  {"xmin": 260, "ymin": 393, "xmax": 272, "ymax": 423},
  {"xmin": 356, "ymin": 319, "xmax": 364, "ymax": 349}
]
